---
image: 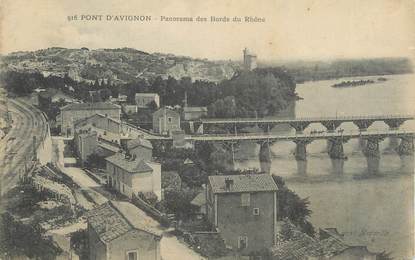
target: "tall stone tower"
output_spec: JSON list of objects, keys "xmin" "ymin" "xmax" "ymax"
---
[{"xmin": 243, "ymin": 48, "xmax": 257, "ymax": 71}]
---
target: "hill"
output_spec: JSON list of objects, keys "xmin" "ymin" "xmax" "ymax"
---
[{"xmin": 0, "ymin": 47, "xmax": 238, "ymax": 84}]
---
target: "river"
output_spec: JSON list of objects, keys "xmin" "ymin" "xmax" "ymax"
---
[{"xmin": 236, "ymin": 73, "xmax": 415, "ymax": 259}]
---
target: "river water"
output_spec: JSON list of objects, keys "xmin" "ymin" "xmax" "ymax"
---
[{"xmin": 236, "ymin": 74, "xmax": 415, "ymax": 259}]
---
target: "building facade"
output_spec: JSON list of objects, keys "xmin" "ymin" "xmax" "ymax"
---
[
  {"xmin": 126, "ymin": 138, "xmax": 153, "ymax": 162},
  {"xmin": 135, "ymin": 93, "xmax": 160, "ymax": 108},
  {"xmin": 105, "ymin": 153, "xmax": 162, "ymax": 200},
  {"xmin": 182, "ymin": 106, "xmax": 208, "ymax": 121},
  {"xmin": 88, "ymin": 200, "xmax": 162, "ymax": 260},
  {"xmin": 206, "ymin": 174, "xmax": 278, "ymax": 255},
  {"xmin": 152, "ymin": 107, "xmax": 181, "ymax": 135},
  {"xmin": 59, "ymin": 102, "xmax": 121, "ymax": 136}
]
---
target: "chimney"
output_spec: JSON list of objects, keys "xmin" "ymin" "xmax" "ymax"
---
[{"xmin": 225, "ymin": 178, "xmax": 234, "ymax": 191}]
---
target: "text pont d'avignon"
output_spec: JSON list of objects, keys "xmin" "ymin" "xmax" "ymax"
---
[{"xmin": 67, "ymin": 15, "xmax": 265, "ymax": 23}]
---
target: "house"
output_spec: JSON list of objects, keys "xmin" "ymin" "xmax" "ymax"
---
[
  {"xmin": 73, "ymin": 129, "xmax": 121, "ymax": 166},
  {"xmin": 183, "ymin": 106, "xmax": 208, "ymax": 120},
  {"xmin": 74, "ymin": 113, "xmax": 122, "ymax": 136},
  {"xmin": 135, "ymin": 93, "xmax": 160, "ymax": 108},
  {"xmin": 59, "ymin": 102, "xmax": 121, "ymax": 136},
  {"xmin": 123, "ymin": 104, "xmax": 138, "ymax": 114},
  {"xmin": 206, "ymin": 174, "xmax": 278, "ymax": 256},
  {"xmin": 87, "ymin": 200, "xmax": 162, "ymax": 260},
  {"xmin": 105, "ymin": 153, "xmax": 162, "ymax": 200},
  {"xmin": 152, "ymin": 107, "xmax": 181, "ymax": 135},
  {"xmin": 110, "ymin": 94, "xmax": 128, "ymax": 103},
  {"xmin": 74, "ymin": 131, "xmax": 99, "ymax": 163},
  {"xmin": 270, "ymin": 222, "xmax": 379, "ymax": 260},
  {"xmin": 126, "ymin": 138, "xmax": 153, "ymax": 161}
]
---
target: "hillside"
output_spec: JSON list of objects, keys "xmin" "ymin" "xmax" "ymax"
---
[
  {"xmin": 0, "ymin": 47, "xmax": 238, "ymax": 84},
  {"xmin": 262, "ymin": 57, "xmax": 413, "ymax": 83}
]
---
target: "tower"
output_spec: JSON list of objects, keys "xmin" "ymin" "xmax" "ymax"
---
[{"xmin": 243, "ymin": 48, "xmax": 257, "ymax": 71}]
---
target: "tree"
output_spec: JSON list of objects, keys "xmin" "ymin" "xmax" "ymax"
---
[
  {"xmin": 163, "ymin": 189, "xmax": 198, "ymax": 220},
  {"xmin": 147, "ymin": 100, "xmax": 158, "ymax": 110},
  {"xmin": 272, "ymin": 175, "xmax": 315, "ymax": 237},
  {"xmin": 0, "ymin": 212, "xmax": 62, "ymax": 260},
  {"xmin": 70, "ymin": 229, "xmax": 89, "ymax": 260},
  {"xmin": 85, "ymin": 153, "xmax": 106, "ymax": 169}
]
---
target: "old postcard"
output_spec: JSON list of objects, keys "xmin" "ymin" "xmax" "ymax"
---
[{"xmin": 0, "ymin": 0, "xmax": 414, "ymax": 259}]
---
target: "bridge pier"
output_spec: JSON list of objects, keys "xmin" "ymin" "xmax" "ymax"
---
[
  {"xmin": 293, "ymin": 139, "xmax": 312, "ymax": 161},
  {"xmin": 353, "ymin": 120, "xmax": 375, "ymax": 131},
  {"xmin": 384, "ymin": 118, "xmax": 406, "ymax": 130},
  {"xmin": 289, "ymin": 122, "xmax": 310, "ymax": 134},
  {"xmin": 363, "ymin": 136, "xmax": 384, "ymax": 175},
  {"xmin": 321, "ymin": 121, "xmax": 342, "ymax": 133},
  {"xmin": 396, "ymin": 137, "xmax": 414, "ymax": 156},
  {"xmin": 327, "ymin": 137, "xmax": 350, "ymax": 159},
  {"xmin": 258, "ymin": 141, "xmax": 274, "ymax": 174},
  {"xmin": 222, "ymin": 141, "xmax": 240, "ymax": 170},
  {"xmin": 258, "ymin": 123, "xmax": 277, "ymax": 133}
]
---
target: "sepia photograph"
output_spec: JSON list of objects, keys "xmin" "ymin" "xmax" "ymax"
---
[{"xmin": 0, "ymin": 0, "xmax": 414, "ymax": 259}]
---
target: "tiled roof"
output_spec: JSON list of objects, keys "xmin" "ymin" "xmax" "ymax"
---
[
  {"xmin": 183, "ymin": 106, "xmax": 208, "ymax": 112},
  {"xmin": 87, "ymin": 201, "xmax": 162, "ymax": 243},
  {"xmin": 75, "ymin": 113, "xmax": 121, "ymax": 126},
  {"xmin": 61, "ymin": 102, "xmax": 120, "ymax": 111},
  {"xmin": 105, "ymin": 153, "xmax": 153, "ymax": 173},
  {"xmin": 127, "ymin": 138, "xmax": 153, "ymax": 150},
  {"xmin": 153, "ymin": 107, "xmax": 180, "ymax": 117},
  {"xmin": 271, "ymin": 221, "xmax": 322, "ymax": 259},
  {"xmin": 135, "ymin": 93, "xmax": 159, "ymax": 97},
  {"xmin": 208, "ymin": 174, "xmax": 278, "ymax": 194},
  {"xmin": 271, "ymin": 221, "xmax": 373, "ymax": 260}
]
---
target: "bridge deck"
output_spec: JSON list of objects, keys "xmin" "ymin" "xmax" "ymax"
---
[
  {"xmin": 145, "ymin": 130, "xmax": 414, "ymax": 141},
  {"xmin": 198, "ymin": 114, "xmax": 415, "ymax": 125}
]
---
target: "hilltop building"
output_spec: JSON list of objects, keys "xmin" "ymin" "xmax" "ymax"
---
[
  {"xmin": 243, "ymin": 48, "xmax": 257, "ymax": 71},
  {"xmin": 206, "ymin": 174, "xmax": 278, "ymax": 256},
  {"xmin": 87, "ymin": 200, "xmax": 162, "ymax": 260}
]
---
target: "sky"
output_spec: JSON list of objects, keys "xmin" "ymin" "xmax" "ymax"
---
[{"xmin": 1, "ymin": 0, "xmax": 415, "ymax": 61}]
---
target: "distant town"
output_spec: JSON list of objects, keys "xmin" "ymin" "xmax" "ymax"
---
[{"xmin": 0, "ymin": 47, "xmax": 412, "ymax": 260}]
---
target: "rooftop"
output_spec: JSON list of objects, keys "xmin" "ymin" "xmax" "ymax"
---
[
  {"xmin": 61, "ymin": 102, "xmax": 120, "ymax": 111},
  {"xmin": 127, "ymin": 138, "xmax": 153, "ymax": 150},
  {"xmin": 271, "ymin": 221, "xmax": 378, "ymax": 259},
  {"xmin": 183, "ymin": 106, "xmax": 208, "ymax": 112},
  {"xmin": 87, "ymin": 200, "xmax": 162, "ymax": 243},
  {"xmin": 191, "ymin": 191, "xmax": 206, "ymax": 207},
  {"xmin": 105, "ymin": 153, "xmax": 153, "ymax": 173},
  {"xmin": 135, "ymin": 93, "xmax": 159, "ymax": 97},
  {"xmin": 74, "ymin": 113, "xmax": 122, "ymax": 128},
  {"xmin": 208, "ymin": 174, "xmax": 278, "ymax": 194}
]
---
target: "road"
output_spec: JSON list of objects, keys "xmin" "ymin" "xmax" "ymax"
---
[
  {"xmin": 0, "ymin": 98, "xmax": 48, "ymax": 196},
  {"xmin": 51, "ymin": 137, "xmax": 205, "ymax": 259}
]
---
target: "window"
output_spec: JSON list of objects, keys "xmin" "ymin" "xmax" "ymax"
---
[
  {"xmin": 238, "ymin": 236, "xmax": 248, "ymax": 249},
  {"xmin": 241, "ymin": 193, "xmax": 250, "ymax": 207},
  {"xmin": 127, "ymin": 250, "xmax": 138, "ymax": 260},
  {"xmin": 253, "ymin": 208, "xmax": 260, "ymax": 216},
  {"xmin": 168, "ymin": 117, "xmax": 172, "ymax": 123}
]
